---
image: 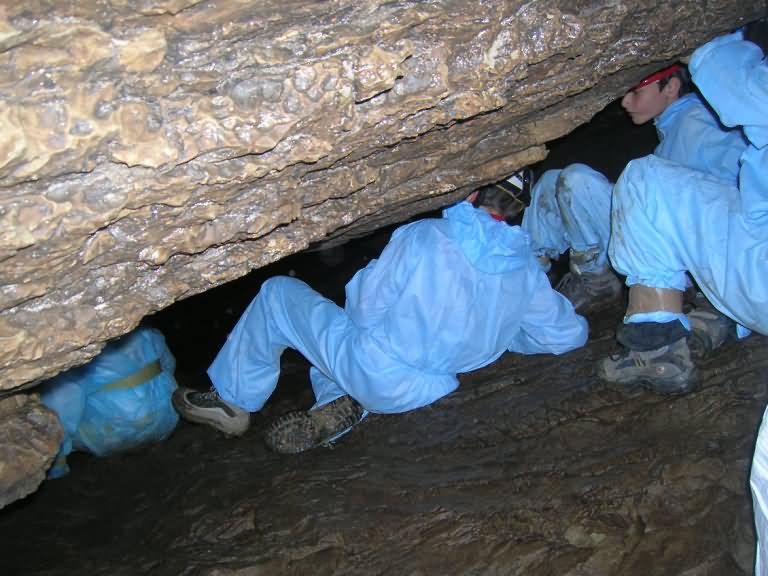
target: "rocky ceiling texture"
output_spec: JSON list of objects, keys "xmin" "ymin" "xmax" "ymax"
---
[{"xmin": 0, "ymin": 0, "xmax": 763, "ymax": 508}]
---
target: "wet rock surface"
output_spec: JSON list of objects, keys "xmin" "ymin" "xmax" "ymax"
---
[
  {"xmin": 0, "ymin": 303, "xmax": 766, "ymax": 575},
  {"xmin": 0, "ymin": 0, "xmax": 762, "ymax": 394},
  {"xmin": 0, "ymin": 394, "xmax": 62, "ymax": 510},
  {"xmin": 2, "ymin": 1, "xmax": 766, "ymax": 557}
]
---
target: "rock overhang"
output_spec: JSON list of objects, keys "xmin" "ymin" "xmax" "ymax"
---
[{"xmin": 0, "ymin": 2, "xmax": 763, "ymax": 485}]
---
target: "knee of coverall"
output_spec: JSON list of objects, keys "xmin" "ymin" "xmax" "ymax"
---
[
  {"xmin": 610, "ymin": 157, "xmax": 669, "ymax": 237},
  {"xmin": 259, "ymin": 275, "xmax": 295, "ymax": 295},
  {"xmin": 255, "ymin": 275, "xmax": 316, "ymax": 312},
  {"xmin": 609, "ymin": 158, "xmax": 689, "ymax": 292},
  {"xmin": 555, "ymin": 163, "xmax": 611, "ymax": 214},
  {"xmin": 522, "ymin": 169, "xmax": 568, "ymax": 261},
  {"xmin": 554, "ymin": 163, "xmax": 613, "ymax": 265}
]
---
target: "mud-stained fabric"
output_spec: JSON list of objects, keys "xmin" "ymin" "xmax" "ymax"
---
[
  {"xmin": 608, "ymin": 33, "xmax": 768, "ymax": 335},
  {"xmin": 522, "ymin": 165, "xmax": 613, "ymax": 271},
  {"xmin": 522, "ymin": 76, "xmax": 747, "ymax": 270},
  {"xmin": 208, "ymin": 201, "xmax": 587, "ymax": 414}
]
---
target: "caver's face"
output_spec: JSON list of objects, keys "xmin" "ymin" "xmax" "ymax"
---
[{"xmin": 621, "ymin": 81, "xmax": 675, "ymax": 125}]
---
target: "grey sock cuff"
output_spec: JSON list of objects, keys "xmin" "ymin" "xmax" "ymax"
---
[{"xmin": 616, "ymin": 320, "xmax": 689, "ymax": 351}]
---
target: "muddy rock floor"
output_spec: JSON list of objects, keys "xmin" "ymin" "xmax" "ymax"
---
[{"xmin": 1, "ymin": 299, "xmax": 767, "ymax": 576}]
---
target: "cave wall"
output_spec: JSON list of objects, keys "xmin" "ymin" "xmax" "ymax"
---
[
  {"xmin": 1, "ymin": 0, "xmax": 761, "ymax": 394},
  {"xmin": 0, "ymin": 0, "xmax": 763, "ymax": 508}
]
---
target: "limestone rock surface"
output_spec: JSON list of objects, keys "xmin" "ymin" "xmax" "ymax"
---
[
  {"xmin": 0, "ymin": 394, "xmax": 62, "ymax": 509},
  {"xmin": 0, "ymin": 0, "xmax": 763, "ymax": 512},
  {"xmin": 1, "ymin": 0, "xmax": 761, "ymax": 394}
]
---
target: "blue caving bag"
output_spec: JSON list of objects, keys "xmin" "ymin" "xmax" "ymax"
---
[{"xmin": 40, "ymin": 326, "xmax": 179, "ymax": 477}]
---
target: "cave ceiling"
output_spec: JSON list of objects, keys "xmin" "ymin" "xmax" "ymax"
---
[{"xmin": 0, "ymin": 0, "xmax": 762, "ymax": 394}]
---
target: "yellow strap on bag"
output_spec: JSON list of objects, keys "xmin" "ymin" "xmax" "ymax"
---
[{"xmin": 99, "ymin": 360, "xmax": 162, "ymax": 392}]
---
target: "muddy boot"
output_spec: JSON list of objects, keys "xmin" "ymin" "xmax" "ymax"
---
[
  {"xmin": 172, "ymin": 386, "xmax": 251, "ymax": 436},
  {"xmin": 263, "ymin": 395, "xmax": 365, "ymax": 454},
  {"xmin": 555, "ymin": 248, "xmax": 622, "ymax": 312},
  {"xmin": 687, "ymin": 308, "xmax": 737, "ymax": 360},
  {"xmin": 597, "ymin": 337, "xmax": 696, "ymax": 395}
]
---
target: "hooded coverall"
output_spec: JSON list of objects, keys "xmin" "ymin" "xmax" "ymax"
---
[
  {"xmin": 208, "ymin": 201, "xmax": 587, "ymax": 415},
  {"xmin": 522, "ymin": 91, "xmax": 747, "ymax": 273},
  {"xmin": 608, "ymin": 34, "xmax": 767, "ymax": 333},
  {"xmin": 603, "ymin": 33, "xmax": 768, "ymax": 574}
]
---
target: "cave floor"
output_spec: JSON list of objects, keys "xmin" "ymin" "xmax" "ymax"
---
[
  {"xmin": 1, "ymin": 300, "xmax": 767, "ymax": 576},
  {"xmin": 2, "ymin": 101, "xmax": 762, "ymax": 576}
]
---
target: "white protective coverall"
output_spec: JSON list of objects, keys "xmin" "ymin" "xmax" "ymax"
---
[
  {"xmin": 605, "ymin": 32, "xmax": 768, "ymax": 575},
  {"xmin": 608, "ymin": 33, "xmax": 768, "ymax": 333},
  {"xmin": 208, "ymin": 201, "xmax": 587, "ymax": 415},
  {"xmin": 522, "ymin": 91, "xmax": 747, "ymax": 272}
]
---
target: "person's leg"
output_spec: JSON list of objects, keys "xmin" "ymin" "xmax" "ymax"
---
[
  {"xmin": 206, "ymin": 276, "xmax": 358, "ymax": 411},
  {"xmin": 175, "ymin": 276, "xmax": 365, "ymax": 440},
  {"xmin": 555, "ymin": 163, "xmax": 614, "ymax": 265},
  {"xmin": 552, "ymin": 164, "xmax": 622, "ymax": 310},
  {"xmin": 599, "ymin": 155, "xmax": 736, "ymax": 393},
  {"xmin": 522, "ymin": 169, "xmax": 569, "ymax": 269}
]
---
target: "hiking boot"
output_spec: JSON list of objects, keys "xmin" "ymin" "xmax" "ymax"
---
[
  {"xmin": 263, "ymin": 395, "xmax": 365, "ymax": 454},
  {"xmin": 172, "ymin": 386, "xmax": 251, "ymax": 436},
  {"xmin": 597, "ymin": 337, "xmax": 696, "ymax": 395},
  {"xmin": 555, "ymin": 247, "xmax": 622, "ymax": 312},
  {"xmin": 556, "ymin": 268, "xmax": 623, "ymax": 311},
  {"xmin": 687, "ymin": 308, "xmax": 736, "ymax": 360}
]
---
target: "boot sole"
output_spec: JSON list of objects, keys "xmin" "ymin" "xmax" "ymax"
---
[
  {"xmin": 263, "ymin": 396, "xmax": 364, "ymax": 454},
  {"xmin": 638, "ymin": 373, "xmax": 698, "ymax": 395},
  {"xmin": 598, "ymin": 366, "xmax": 698, "ymax": 396}
]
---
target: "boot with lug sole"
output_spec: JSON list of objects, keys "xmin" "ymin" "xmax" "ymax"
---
[
  {"xmin": 597, "ymin": 337, "xmax": 696, "ymax": 395},
  {"xmin": 556, "ymin": 248, "xmax": 622, "ymax": 312},
  {"xmin": 264, "ymin": 395, "xmax": 365, "ymax": 454}
]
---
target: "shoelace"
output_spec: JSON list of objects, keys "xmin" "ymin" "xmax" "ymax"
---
[{"xmin": 198, "ymin": 386, "xmax": 221, "ymax": 401}]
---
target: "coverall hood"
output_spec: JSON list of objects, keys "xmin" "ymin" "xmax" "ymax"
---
[{"xmin": 444, "ymin": 201, "xmax": 529, "ymax": 274}]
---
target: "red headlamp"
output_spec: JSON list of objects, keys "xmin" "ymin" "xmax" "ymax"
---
[{"xmin": 632, "ymin": 64, "xmax": 683, "ymax": 91}]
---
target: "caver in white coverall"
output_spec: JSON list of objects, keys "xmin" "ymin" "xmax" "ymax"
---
[
  {"xmin": 208, "ymin": 201, "xmax": 587, "ymax": 416},
  {"xmin": 523, "ymin": 90, "xmax": 746, "ymax": 273},
  {"xmin": 604, "ymin": 32, "xmax": 768, "ymax": 575}
]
